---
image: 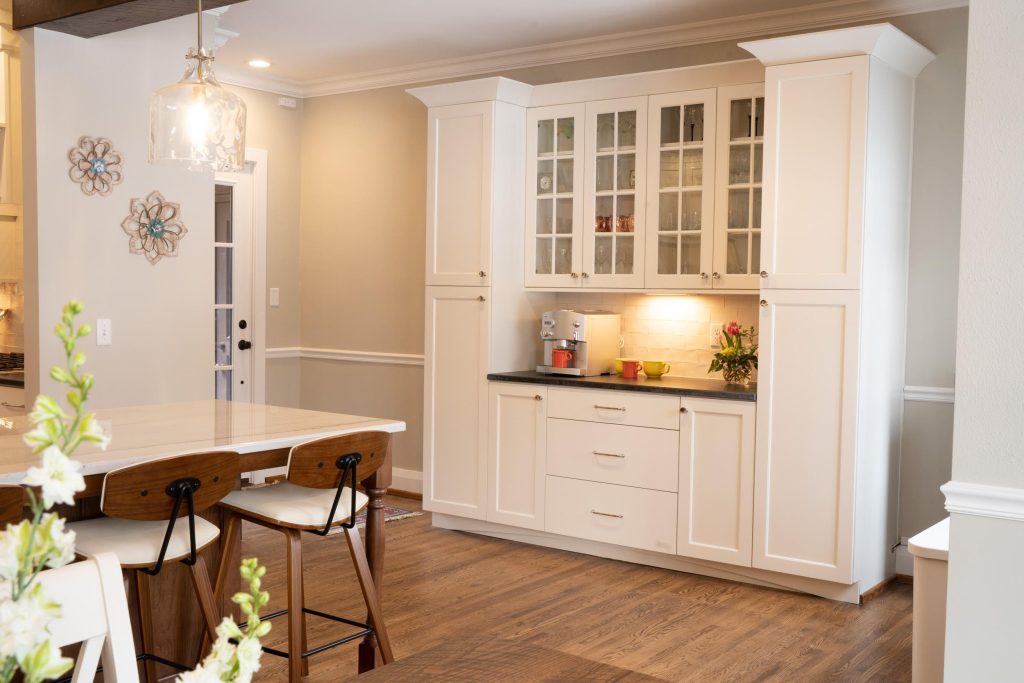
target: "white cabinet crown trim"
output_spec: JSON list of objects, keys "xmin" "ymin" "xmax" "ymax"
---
[{"xmin": 942, "ymin": 481, "xmax": 1024, "ymax": 523}]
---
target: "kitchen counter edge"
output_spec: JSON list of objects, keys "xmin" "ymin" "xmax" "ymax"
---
[{"xmin": 487, "ymin": 371, "xmax": 756, "ymax": 402}]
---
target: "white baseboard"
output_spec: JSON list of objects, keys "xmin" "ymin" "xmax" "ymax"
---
[
  {"xmin": 894, "ymin": 543, "xmax": 915, "ymax": 577},
  {"xmin": 392, "ymin": 467, "xmax": 423, "ymax": 495}
]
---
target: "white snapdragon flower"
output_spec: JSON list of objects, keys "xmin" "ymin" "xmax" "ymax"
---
[
  {"xmin": 176, "ymin": 664, "xmax": 221, "ymax": 683},
  {"xmin": 0, "ymin": 522, "xmax": 25, "ymax": 581},
  {"xmin": 235, "ymin": 636, "xmax": 263, "ymax": 681},
  {"xmin": 40, "ymin": 514, "xmax": 76, "ymax": 569},
  {"xmin": 81, "ymin": 417, "xmax": 110, "ymax": 451},
  {"xmin": 0, "ymin": 584, "xmax": 60, "ymax": 661},
  {"xmin": 22, "ymin": 446, "xmax": 85, "ymax": 509}
]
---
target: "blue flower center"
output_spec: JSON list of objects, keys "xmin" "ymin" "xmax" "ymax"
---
[
  {"xmin": 90, "ymin": 158, "xmax": 107, "ymax": 175},
  {"xmin": 147, "ymin": 218, "xmax": 166, "ymax": 238}
]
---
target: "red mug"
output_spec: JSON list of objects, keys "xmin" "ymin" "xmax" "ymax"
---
[
  {"xmin": 552, "ymin": 349, "xmax": 574, "ymax": 369},
  {"xmin": 621, "ymin": 360, "xmax": 642, "ymax": 379}
]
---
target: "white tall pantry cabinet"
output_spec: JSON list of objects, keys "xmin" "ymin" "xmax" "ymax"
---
[{"xmin": 742, "ymin": 26, "xmax": 934, "ymax": 587}]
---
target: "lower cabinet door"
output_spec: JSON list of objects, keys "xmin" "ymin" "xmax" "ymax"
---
[
  {"xmin": 677, "ymin": 398, "xmax": 756, "ymax": 567},
  {"xmin": 487, "ymin": 383, "xmax": 547, "ymax": 530},
  {"xmin": 752, "ymin": 289, "xmax": 859, "ymax": 583},
  {"xmin": 423, "ymin": 286, "xmax": 489, "ymax": 518},
  {"xmin": 545, "ymin": 476, "xmax": 676, "ymax": 554}
]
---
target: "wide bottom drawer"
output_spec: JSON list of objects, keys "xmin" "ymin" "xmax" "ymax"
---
[{"xmin": 545, "ymin": 476, "xmax": 676, "ymax": 555}]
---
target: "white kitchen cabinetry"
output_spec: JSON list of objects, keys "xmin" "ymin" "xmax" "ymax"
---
[
  {"xmin": 423, "ymin": 287, "xmax": 490, "ymax": 518},
  {"xmin": 677, "ymin": 397, "xmax": 755, "ymax": 567},
  {"xmin": 425, "ymin": 103, "xmax": 493, "ymax": 287},
  {"xmin": 752, "ymin": 290, "xmax": 859, "ymax": 582},
  {"xmin": 487, "ymin": 383, "xmax": 547, "ymax": 530}
]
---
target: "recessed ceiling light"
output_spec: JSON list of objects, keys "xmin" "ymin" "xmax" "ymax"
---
[{"xmin": 248, "ymin": 59, "xmax": 271, "ymax": 69}]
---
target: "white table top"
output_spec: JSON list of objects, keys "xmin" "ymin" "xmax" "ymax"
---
[{"xmin": 0, "ymin": 400, "xmax": 406, "ymax": 484}]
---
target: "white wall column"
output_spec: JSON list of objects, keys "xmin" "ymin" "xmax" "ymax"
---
[{"xmin": 943, "ymin": 0, "xmax": 1024, "ymax": 678}]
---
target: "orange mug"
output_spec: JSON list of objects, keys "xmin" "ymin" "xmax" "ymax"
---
[
  {"xmin": 552, "ymin": 349, "xmax": 574, "ymax": 368},
  {"xmin": 621, "ymin": 359, "xmax": 642, "ymax": 379}
]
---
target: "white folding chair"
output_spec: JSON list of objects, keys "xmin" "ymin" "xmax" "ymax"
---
[{"xmin": 37, "ymin": 552, "xmax": 140, "ymax": 683}]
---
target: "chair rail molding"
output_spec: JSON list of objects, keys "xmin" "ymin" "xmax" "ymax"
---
[
  {"xmin": 903, "ymin": 385, "xmax": 954, "ymax": 403},
  {"xmin": 216, "ymin": 0, "xmax": 965, "ymax": 98},
  {"xmin": 942, "ymin": 481, "xmax": 1024, "ymax": 522},
  {"xmin": 266, "ymin": 346, "xmax": 425, "ymax": 367}
]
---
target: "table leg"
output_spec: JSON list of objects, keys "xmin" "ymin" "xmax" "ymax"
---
[{"xmin": 357, "ymin": 445, "xmax": 392, "ymax": 672}]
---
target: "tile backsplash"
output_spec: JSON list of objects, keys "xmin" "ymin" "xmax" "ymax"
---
[
  {"xmin": 0, "ymin": 280, "xmax": 23, "ymax": 353},
  {"xmin": 555, "ymin": 292, "xmax": 760, "ymax": 381}
]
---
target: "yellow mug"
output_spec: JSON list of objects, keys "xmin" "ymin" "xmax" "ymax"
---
[
  {"xmin": 614, "ymin": 358, "xmax": 638, "ymax": 375},
  {"xmin": 642, "ymin": 360, "xmax": 671, "ymax": 378}
]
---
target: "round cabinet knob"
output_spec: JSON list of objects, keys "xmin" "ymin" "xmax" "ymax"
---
[
  {"xmin": 760, "ymin": 270, "xmax": 768, "ymax": 278},
  {"xmin": 582, "ymin": 272, "xmax": 590, "ymax": 279},
  {"xmin": 700, "ymin": 272, "xmax": 709, "ymax": 279},
  {"xmin": 680, "ymin": 406, "xmax": 688, "ymax": 414},
  {"xmin": 712, "ymin": 272, "xmax": 721, "ymax": 279},
  {"xmin": 478, "ymin": 270, "xmax": 487, "ymax": 278},
  {"xmin": 760, "ymin": 299, "xmax": 768, "ymax": 307},
  {"xmin": 570, "ymin": 272, "xmax": 579, "ymax": 279},
  {"xmin": 478, "ymin": 295, "xmax": 486, "ymax": 302},
  {"xmin": 534, "ymin": 395, "xmax": 543, "ymax": 401}
]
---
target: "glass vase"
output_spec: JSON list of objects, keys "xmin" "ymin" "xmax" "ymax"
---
[{"xmin": 721, "ymin": 364, "xmax": 752, "ymax": 386}]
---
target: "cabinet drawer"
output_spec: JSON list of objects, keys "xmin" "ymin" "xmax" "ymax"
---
[
  {"xmin": 547, "ymin": 387, "xmax": 680, "ymax": 430},
  {"xmin": 545, "ymin": 476, "xmax": 676, "ymax": 554},
  {"xmin": 547, "ymin": 419, "xmax": 678, "ymax": 492}
]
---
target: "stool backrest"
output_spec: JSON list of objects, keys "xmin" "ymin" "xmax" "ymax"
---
[
  {"xmin": 287, "ymin": 431, "xmax": 390, "ymax": 489},
  {"xmin": 101, "ymin": 451, "xmax": 239, "ymax": 520},
  {"xmin": 0, "ymin": 484, "xmax": 24, "ymax": 526}
]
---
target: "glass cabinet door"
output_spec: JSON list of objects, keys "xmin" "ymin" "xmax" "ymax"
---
[
  {"xmin": 525, "ymin": 104, "xmax": 585, "ymax": 287},
  {"xmin": 583, "ymin": 97, "xmax": 647, "ymax": 288},
  {"xmin": 644, "ymin": 89, "xmax": 717, "ymax": 289},
  {"xmin": 713, "ymin": 83, "xmax": 765, "ymax": 289}
]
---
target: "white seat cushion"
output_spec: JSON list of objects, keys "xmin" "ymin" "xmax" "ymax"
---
[
  {"xmin": 220, "ymin": 481, "xmax": 368, "ymax": 529},
  {"xmin": 69, "ymin": 515, "xmax": 220, "ymax": 569}
]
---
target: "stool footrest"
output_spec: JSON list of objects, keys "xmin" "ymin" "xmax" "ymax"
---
[{"xmin": 249, "ymin": 607, "xmax": 374, "ymax": 661}]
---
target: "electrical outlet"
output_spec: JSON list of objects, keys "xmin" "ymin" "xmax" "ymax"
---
[
  {"xmin": 96, "ymin": 318, "xmax": 112, "ymax": 346},
  {"xmin": 710, "ymin": 321, "xmax": 723, "ymax": 349},
  {"xmin": 270, "ymin": 288, "xmax": 280, "ymax": 307}
]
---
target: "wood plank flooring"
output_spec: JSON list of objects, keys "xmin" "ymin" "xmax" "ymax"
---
[{"xmin": 241, "ymin": 496, "xmax": 912, "ymax": 681}]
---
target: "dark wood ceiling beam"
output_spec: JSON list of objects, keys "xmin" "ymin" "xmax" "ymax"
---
[{"xmin": 13, "ymin": 0, "xmax": 248, "ymax": 38}]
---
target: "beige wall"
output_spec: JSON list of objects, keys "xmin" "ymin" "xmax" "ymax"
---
[{"xmin": 277, "ymin": 9, "xmax": 966, "ymax": 517}]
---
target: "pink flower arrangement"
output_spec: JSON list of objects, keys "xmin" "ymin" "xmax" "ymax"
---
[{"xmin": 709, "ymin": 320, "xmax": 758, "ymax": 385}]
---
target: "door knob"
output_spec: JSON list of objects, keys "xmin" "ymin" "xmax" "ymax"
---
[{"xmin": 237, "ymin": 339, "xmax": 252, "ymax": 350}]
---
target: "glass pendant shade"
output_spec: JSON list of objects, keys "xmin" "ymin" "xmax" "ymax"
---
[{"xmin": 150, "ymin": 48, "xmax": 246, "ymax": 172}]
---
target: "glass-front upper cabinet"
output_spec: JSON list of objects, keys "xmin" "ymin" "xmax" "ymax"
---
[
  {"xmin": 582, "ymin": 97, "xmax": 647, "ymax": 288},
  {"xmin": 714, "ymin": 84, "xmax": 765, "ymax": 290},
  {"xmin": 644, "ymin": 89, "xmax": 717, "ymax": 289},
  {"xmin": 525, "ymin": 104, "xmax": 585, "ymax": 288}
]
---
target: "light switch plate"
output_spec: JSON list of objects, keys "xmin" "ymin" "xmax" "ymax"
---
[
  {"xmin": 270, "ymin": 288, "xmax": 280, "ymax": 307},
  {"xmin": 96, "ymin": 318, "xmax": 112, "ymax": 346},
  {"xmin": 710, "ymin": 321, "xmax": 723, "ymax": 349}
]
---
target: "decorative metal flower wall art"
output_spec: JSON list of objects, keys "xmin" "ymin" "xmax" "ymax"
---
[
  {"xmin": 121, "ymin": 191, "xmax": 188, "ymax": 264},
  {"xmin": 68, "ymin": 136, "xmax": 124, "ymax": 196}
]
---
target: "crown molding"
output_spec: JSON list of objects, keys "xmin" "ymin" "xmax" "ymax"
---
[{"xmin": 216, "ymin": 0, "xmax": 965, "ymax": 98}]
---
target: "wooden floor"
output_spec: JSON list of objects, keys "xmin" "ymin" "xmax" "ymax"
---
[{"xmin": 244, "ymin": 496, "xmax": 913, "ymax": 682}]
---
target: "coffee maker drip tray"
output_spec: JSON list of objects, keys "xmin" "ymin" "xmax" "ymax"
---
[{"xmin": 536, "ymin": 365, "xmax": 585, "ymax": 376}]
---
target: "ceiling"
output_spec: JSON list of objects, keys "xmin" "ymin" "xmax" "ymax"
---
[{"xmin": 212, "ymin": 0, "xmax": 962, "ymax": 97}]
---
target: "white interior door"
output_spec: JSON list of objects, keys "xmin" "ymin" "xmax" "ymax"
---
[{"xmin": 214, "ymin": 171, "xmax": 254, "ymax": 402}]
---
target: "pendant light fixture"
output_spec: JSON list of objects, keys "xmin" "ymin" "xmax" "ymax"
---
[{"xmin": 149, "ymin": 0, "xmax": 246, "ymax": 172}]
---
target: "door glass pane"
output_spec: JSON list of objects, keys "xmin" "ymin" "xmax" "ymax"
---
[
  {"xmin": 683, "ymin": 104, "xmax": 704, "ymax": 143},
  {"xmin": 730, "ymin": 98, "xmax": 754, "ymax": 140},
  {"xmin": 216, "ymin": 370, "xmax": 232, "ymax": 401},
  {"xmin": 557, "ymin": 118, "xmax": 574, "ymax": 153},
  {"xmin": 555, "ymin": 198, "xmax": 573, "ymax": 234},
  {"xmin": 537, "ymin": 119, "xmax": 554, "ymax": 156},
  {"xmin": 215, "ymin": 309, "xmax": 232, "ymax": 366},
  {"xmin": 537, "ymin": 159, "xmax": 553, "ymax": 194},
  {"xmin": 215, "ymin": 246, "xmax": 232, "ymax": 305},
  {"xmin": 660, "ymin": 151, "xmax": 680, "ymax": 188},
  {"xmin": 728, "ymin": 189, "xmax": 749, "ymax": 230},
  {"xmin": 755, "ymin": 97, "xmax": 765, "ymax": 137},
  {"xmin": 752, "ymin": 188, "xmax": 762, "ymax": 230},
  {"xmin": 616, "ymin": 236, "xmax": 634, "ymax": 274},
  {"xmin": 659, "ymin": 192, "xmax": 679, "ymax": 231},
  {"xmin": 681, "ymin": 149, "xmax": 702, "ymax": 187},
  {"xmin": 594, "ymin": 235, "xmax": 613, "ymax": 274},
  {"xmin": 536, "ymin": 198, "xmax": 553, "ymax": 235},
  {"xmin": 596, "ymin": 113, "xmax": 615, "ymax": 151},
  {"xmin": 753, "ymin": 144, "xmax": 763, "ymax": 183},
  {"xmin": 660, "ymin": 106, "xmax": 680, "ymax": 145},
  {"xmin": 681, "ymin": 193, "xmax": 701, "ymax": 231},
  {"xmin": 555, "ymin": 237, "xmax": 573, "ymax": 274},
  {"xmin": 556, "ymin": 159, "xmax": 574, "ymax": 193},
  {"xmin": 595, "ymin": 155, "xmax": 613, "ymax": 192},
  {"xmin": 616, "ymin": 195, "xmax": 634, "ymax": 233},
  {"xmin": 617, "ymin": 154, "xmax": 636, "ymax": 191},
  {"xmin": 727, "ymin": 233, "xmax": 749, "ymax": 274},
  {"xmin": 617, "ymin": 111, "xmax": 636, "ymax": 149},
  {"xmin": 729, "ymin": 146, "xmax": 751, "ymax": 184},
  {"xmin": 751, "ymin": 233, "xmax": 761, "ymax": 274},
  {"xmin": 658, "ymin": 235, "xmax": 678, "ymax": 274},
  {"xmin": 535, "ymin": 238, "xmax": 552, "ymax": 274},
  {"xmin": 680, "ymin": 234, "xmax": 701, "ymax": 274},
  {"xmin": 595, "ymin": 196, "xmax": 613, "ymax": 233},
  {"xmin": 215, "ymin": 185, "xmax": 232, "ymax": 242}
]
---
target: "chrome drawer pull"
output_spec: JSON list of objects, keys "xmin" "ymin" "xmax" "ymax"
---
[
  {"xmin": 590, "ymin": 510, "xmax": 624, "ymax": 519},
  {"xmin": 593, "ymin": 451, "xmax": 625, "ymax": 459},
  {"xmin": 594, "ymin": 405, "xmax": 626, "ymax": 411}
]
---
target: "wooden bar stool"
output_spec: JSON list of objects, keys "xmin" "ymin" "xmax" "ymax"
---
[
  {"xmin": 214, "ymin": 431, "xmax": 394, "ymax": 682},
  {"xmin": 68, "ymin": 451, "xmax": 239, "ymax": 682},
  {"xmin": 0, "ymin": 484, "xmax": 25, "ymax": 525}
]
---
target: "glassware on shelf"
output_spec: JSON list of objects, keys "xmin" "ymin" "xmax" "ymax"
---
[
  {"xmin": 683, "ymin": 104, "xmax": 704, "ymax": 143},
  {"xmin": 556, "ymin": 118, "xmax": 574, "ymax": 152},
  {"xmin": 617, "ymin": 111, "xmax": 637, "ymax": 149},
  {"xmin": 661, "ymin": 106, "xmax": 680, "ymax": 145},
  {"xmin": 596, "ymin": 113, "xmax": 615, "ymax": 151},
  {"xmin": 537, "ymin": 119, "xmax": 554, "ymax": 156}
]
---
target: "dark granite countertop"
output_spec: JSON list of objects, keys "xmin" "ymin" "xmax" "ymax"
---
[
  {"xmin": 0, "ymin": 377, "xmax": 24, "ymax": 389},
  {"xmin": 487, "ymin": 371, "xmax": 756, "ymax": 402}
]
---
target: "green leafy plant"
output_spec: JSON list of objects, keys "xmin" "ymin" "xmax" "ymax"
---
[{"xmin": 708, "ymin": 320, "xmax": 758, "ymax": 385}]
